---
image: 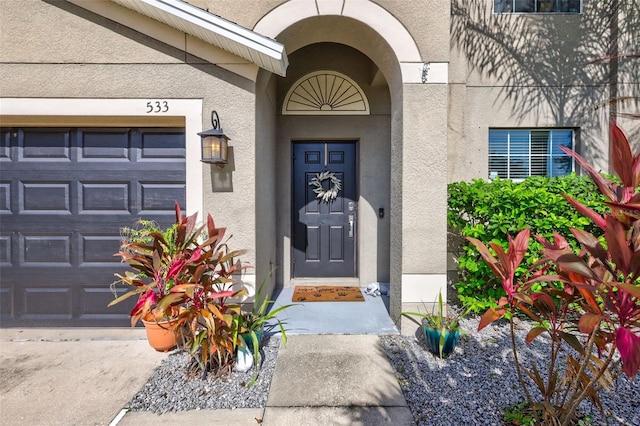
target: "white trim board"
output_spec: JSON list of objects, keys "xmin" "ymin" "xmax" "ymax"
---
[
  {"xmin": 401, "ymin": 274, "xmax": 447, "ymax": 303},
  {"xmin": 107, "ymin": 0, "xmax": 288, "ymax": 76},
  {"xmin": 254, "ymin": 0, "xmax": 423, "ymax": 84},
  {"xmin": 401, "ymin": 62, "xmax": 449, "ymax": 84}
]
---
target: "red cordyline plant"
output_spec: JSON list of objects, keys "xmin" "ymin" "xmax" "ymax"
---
[
  {"xmin": 110, "ymin": 202, "xmax": 249, "ymax": 377},
  {"xmin": 171, "ymin": 235, "xmax": 248, "ymax": 378},
  {"xmin": 110, "ymin": 203, "xmax": 208, "ymax": 325},
  {"xmin": 467, "ymin": 122, "xmax": 640, "ymax": 426}
]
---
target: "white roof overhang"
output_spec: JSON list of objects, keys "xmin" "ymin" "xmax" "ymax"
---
[{"xmin": 108, "ymin": 0, "xmax": 288, "ymax": 76}]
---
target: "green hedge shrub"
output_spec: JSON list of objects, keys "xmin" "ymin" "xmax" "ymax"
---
[{"xmin": 448, "ymin": 174, "xmax": 608, "ymax": 313}]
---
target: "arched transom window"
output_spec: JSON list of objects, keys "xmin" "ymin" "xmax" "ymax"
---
[{"xmin": 282, "ymin": 71, "xmax": 370, "ymax": 115}]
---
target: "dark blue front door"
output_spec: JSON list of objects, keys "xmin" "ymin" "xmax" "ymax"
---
[{"xmin": 292, "ymin": 141, "xmax": 357, "ymax": 277}]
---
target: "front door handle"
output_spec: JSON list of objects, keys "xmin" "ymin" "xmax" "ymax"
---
[{"xmin": 348, "ymin": 214, "xmax": 354, "ymax": 238}]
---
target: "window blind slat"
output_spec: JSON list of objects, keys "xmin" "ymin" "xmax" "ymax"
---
[{"xmin": 551, "ymin": 156, "xmax": 573, "ymax": 176}]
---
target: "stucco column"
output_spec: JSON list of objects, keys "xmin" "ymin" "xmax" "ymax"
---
[
  {"xmin": 400, "ymin": 83, "xmax": 449, "ymax": 333},
  {"xmin": 202, "ymin": 94, "xmax": 258, "ymax": 292}
]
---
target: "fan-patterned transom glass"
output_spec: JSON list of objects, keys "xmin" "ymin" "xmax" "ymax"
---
[{"xmin": 282, "ymin": 71, "xmax": 370, "ymax": 115}]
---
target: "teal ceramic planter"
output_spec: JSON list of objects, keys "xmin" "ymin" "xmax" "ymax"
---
[
  {"xmin": 241, "ymin": 329, "xmax": 263, "ymax": 352},
  {"xmin": 422, "ymin": 324, "xmax": 460, "ymax": 357}
]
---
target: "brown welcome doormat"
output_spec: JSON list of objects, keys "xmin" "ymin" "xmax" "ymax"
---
[{"xmin": 292, "ymin": 286, "xmax": 365, "ymax": 302}]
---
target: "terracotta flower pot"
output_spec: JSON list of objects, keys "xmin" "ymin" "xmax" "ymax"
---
[{"xmin": 141, "ymin": 317, "xmax": 178, "ymax": 352}]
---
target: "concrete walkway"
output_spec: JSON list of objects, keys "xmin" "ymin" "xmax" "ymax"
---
[
  {"xmin": 0, "ymin": 328, "xmax": 165, "ymax": 426},
  {"xmin": 261, "ymin": 334, "xmax": 414, "ymax": 425},
  {"xmin": 1, "ymin": 295, "xmax": 414, "ymax": 426},
  {"xmin": 121, "ymin": 334, "xmax": 414, "ymax": 426}
]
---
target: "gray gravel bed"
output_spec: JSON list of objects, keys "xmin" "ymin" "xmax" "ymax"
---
[
  {"xmin": 380, "ymin": 316, "xmax": 640, "ymax": 426},
  {"xmin": 127, "ymin": 335, "xmax": 280, "ymax": 414},
  {"xmin": 126, "ymin": 319, "xmax": 639, "ymax": 424}
]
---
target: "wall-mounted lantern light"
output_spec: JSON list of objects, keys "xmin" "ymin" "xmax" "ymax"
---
[{"xmin": 199, "ymin": 110, "xmax": 229, "ymax": 166}]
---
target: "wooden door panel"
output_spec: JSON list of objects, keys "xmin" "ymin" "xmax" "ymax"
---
[
  {"xmin": 329, "ymin": 226, "xmax": 344, "ymax": 260},
  {"xmin": 292, "ymin": 141, "xmax": 357, "ymax": 278}
]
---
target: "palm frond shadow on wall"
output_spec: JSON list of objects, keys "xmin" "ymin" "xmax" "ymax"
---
[{"xmin": 450, "ymin": 0, "xmax": 640, "ymax": 164}]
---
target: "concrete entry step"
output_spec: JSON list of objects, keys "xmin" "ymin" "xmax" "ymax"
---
[
  {"xmin": 268, "ymin": 287, "xmax": 399, "ymax": 335},
  {"xmin": 264, "ymin": 335, "xmax": 414, "ymax": 425}
]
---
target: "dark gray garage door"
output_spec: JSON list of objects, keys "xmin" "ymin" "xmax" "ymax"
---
[{"xmin": 0, "ymin": 127, "xmax": 186, "ymax": 326}]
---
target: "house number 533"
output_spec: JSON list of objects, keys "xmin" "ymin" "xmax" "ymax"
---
[{"xmin": 146, "ymin": 101, "xmax": 169, "ymax": 113}]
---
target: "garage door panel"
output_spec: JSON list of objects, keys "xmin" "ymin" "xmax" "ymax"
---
[
  {"xmin": 81, "ymin": 235, "xmax": 123, "ymax": 264},
  {"xmin": 3, "ymin": 264, "xmax": 127, "ymax": 281},
  {"xmin": 0, "ymin": 126, "xmax": 185, "ymax": 326},
  {"xmin": 0, "ymin": 287, "xmax": 11, "ymax": 318},
  {"xmin": 140, "ymin": 132, "xmax": 185, "ymax": 159},
  {"xmin": 140, "ymin": 183, "xmax": 186, "ymax": 211},
  {"xmin": 0, "ymin": 181, "xmax": 10, "ymax": 213},
  {"xmin": 0, "ymin": 234, "xmax": 10, "ymax": 265},
  {"xmin": 22, "ymin": 129, "xmax": 71, "ymax": 160},
  {"xmin": 21, "ymin": 182, "xmax": 71, "ymax": 212},
  {"xmin": 22, "ymin": 287, "xmax": 73, "ymax": 320},
  {"xmin": 5, "ymin": 163, "xmax": 185, "ymax": 176},
  {"xmin": 80, "ymin": 182, "xmax": 129, "ymax": 212},
  {"xmin": 80, "ymin": 287, "xmax": 130, "ymax": 317},
  {"xmin": 21, "ymin": 234, "xmax": 72, "ymax": 265},
  {"xmin": 1, "ymin": 130, "xmax": 9, "ymax": 159},
  {"xmin": 80, "ymin": 130, "xmax": 130, "ymax": 160}
]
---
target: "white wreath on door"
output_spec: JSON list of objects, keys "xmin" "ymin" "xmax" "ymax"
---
[{"xmin": 309, "ymin": 171, "xmax": 342, "ymax": 203}]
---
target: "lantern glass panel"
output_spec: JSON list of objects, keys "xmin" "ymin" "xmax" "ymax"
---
[{"xmin": 201, "ymin": 135, "xmax": 228, "ymax": 163}]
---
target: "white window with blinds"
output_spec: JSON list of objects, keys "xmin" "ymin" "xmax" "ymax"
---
[
  {"xmin": 494, "ymin": 0, "xmax": 582, "ymax": 13},
  {"xmin": 488, "ymin": 129, "xmax": 575, "ymax": 180}
]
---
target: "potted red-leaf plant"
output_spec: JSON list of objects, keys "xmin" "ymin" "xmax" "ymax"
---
[
  {"xmin": 109, "ymin": 202, "xmax": 247, "ymax": 356},
  {"xmin": 109, "ymin": 202, "xmax": 264, "ymax": 381}
]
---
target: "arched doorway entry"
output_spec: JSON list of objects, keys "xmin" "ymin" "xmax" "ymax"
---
[
  {"xmin": 275, "ymin": 39, "xmax": 394, "ymax": 288},
  {"xmin": 253, "ymin": 3, "xmax": 448, "ymax": 327}
]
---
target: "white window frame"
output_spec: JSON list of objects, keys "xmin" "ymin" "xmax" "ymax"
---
[
  {"xmin": 488, "ymin": 128, "xmax": 576, "ymax": 181},
  {"xmin": 494, "ymin": 0, "xmax": 583, "ymax": 14}
]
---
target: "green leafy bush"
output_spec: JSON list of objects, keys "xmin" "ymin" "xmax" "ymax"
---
[{"xmin": 448, "ymin": 174, "xmax": 608, "ymax": 313}]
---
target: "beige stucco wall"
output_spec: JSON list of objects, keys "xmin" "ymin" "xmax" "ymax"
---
[
  {"xmin": 400, "ymin": 82, "xmax": 449, "ymax": 321},
  {"xmin": 2, "ymin": 0, "xmax": 456, "ymax": 331},
  {"xmin": 402, "ymin": 84, "xmax": 448, "ymax": 275},
  {"xmin": 0, "ymin": 0, "xmax": 260, "ymax": 270},
  {"xmin": 401, "ymin": 84, "xmax": 448, "ymax": 273},
  {"xmin": 188, "ymin": 0, "xmax": 450, "ymax": 63},
  {"xmin": 1, "ymin": 1, "xmax": 179, "ymax": 64},
  {"xmin": 448, "ymin": 0, "xmax": 639, "ymax": 183},
  {"xmin": 375, "ymin": 0, "xmax": 450, "ymax": 62},
  {"xmin": 186, "ymin": 0, "xmax": 282, "ymax": 30},
  {"xmin": 254, "ymin": 72, "xmax": 279, "ymax": 299}
]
